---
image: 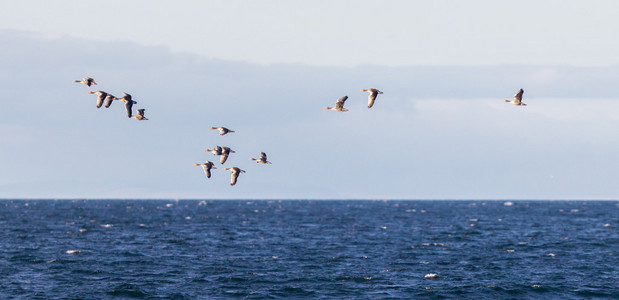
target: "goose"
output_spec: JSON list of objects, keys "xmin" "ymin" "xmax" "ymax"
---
[
  {"xmin": 132, "ymin": 109, "xmax": 148, "ymax": 121},
  {"xmin": 250, "ymin": 152, "xmax": 272, "ymax": 164},
  {"xmin": 325, "ymin": 96, "xmax": 349, "ymax": 112},
  {"xmin": 194, "ymin": 161, "xmax": 216, "ymax": 178},
  {"xmin": 220, "ymin": 146, "xmax": 235, "ymax": 164},
  {"xmin": 504, "ymin": 89, "xmax": 526, "ymax": 106},
  {"xmin": 361, "ymin": 88, "xmax": 383, "ymax": 108},
  {"xmin": 223, "ymin": 167, "xmax": 245, "ymax": 186},
  {"xmin": 205, "ymin": 146, "xmax": 223, "ymax": 156},
  {"xmin": 210, "ymin": 127, "xmax": 234, "ymax": 135},
  {"xmin": 116, "ymin": 92, "xmax": 137, "ymax": 117},
  {"xmin": 73, "ymin": 77, "xmax": 97, "ymax": 87},
  {"xmin": 88, "ymin": 91, "xmax": 108, "ymax": 108}
]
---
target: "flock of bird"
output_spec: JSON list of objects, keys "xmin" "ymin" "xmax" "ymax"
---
[
  {"xmin": 74, "ymin": 77, "xmax": 148, "ymax": 120},
  {"xmin": 75, "ymin": 75, "xmax": 526, "ymax": 186}
]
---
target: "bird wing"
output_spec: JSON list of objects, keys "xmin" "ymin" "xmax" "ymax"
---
[
  {"xmin": 96, "ymin": 92, "xmax": 107, "ymax": 108},
  {"xmin": 230, "ymin": 171, "xmax": 239, "ymax": 185},
  {"xmin": 203, "ymin": 165, "xmax": 212, "ymax": 178},
  {"xmin": 367, "ymin": 93, "xmax": 377, "ymax": 108},
  {"xmin": 137, "ymin": 109, "xmax": 145, "ymax": 117},
  {"xmin": 124, "ymin": 100, "xmax": 134, "ymax": 117},
  {"xmin": 514, "ymin": 89, "xmax": 524, "ymax": 103},
  {"xmin": 220, "ymin": 154, "xmax": 229, "ymax": 164},
  {"xmin": 104, "ymin": 95, "xmax": 115, "ymax": 108},
  {"xmin": 335, "ymin": 96, "xmax": 348, "ymax": 109},
  {"xmin": 260, "ymin": 152, "xmax": 267, "ymax": 161}
]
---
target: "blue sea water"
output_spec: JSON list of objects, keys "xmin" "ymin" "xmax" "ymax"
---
[{"xmin": 0, "ymin": 200, "xmax": 617, "ymax": 299}]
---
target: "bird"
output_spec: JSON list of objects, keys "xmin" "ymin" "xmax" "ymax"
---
[
  {"xmin": 223, "ymin": 167, "xmax": 245, "ymax": 186},
  {"xmin": 73, "ymin": 77, "xmax": 97, "ymax": 87},
  {"xmin": 132, "ymin": 109, "xmax": 148, "ymax": 121},
  {"xmin": 504, "ymin": 89, "xmax": 526, "ymax": 106},
  {"xmin": 194, "ymin": 161, "xmax": 216, "ymax": 178},
  {"xmin": 88, "ymin": 91, "xmax": 108, "ymax": 108},
  {"xmin": 361, "ymin": 88, "xmax": 383, "ymax": 108},
  {"xmin": 220, "ymin": 146, "xmax": 235, "ymax": 164},
  {"xmin": 325, "ymin": 96, "xmax": 349, "ymax": 112},
  {"xmin": 250, "ymin": 152, "xmax": 272, "ymax": 164},
  {"xmin": 205, "ymin": 146, "xmax": 223, "ymax": 156},
  {"xmin": 116, "ymin": 92, "xmax": 137, "ymax": 117},
  {"xmin": 210, "ymin": 126, "xmax": 234, "ymax": 135}
]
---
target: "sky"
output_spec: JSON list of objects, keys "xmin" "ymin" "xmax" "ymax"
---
[{"xmin": 2, "ymin": 1, "xmax": 619, "ymax": 199}]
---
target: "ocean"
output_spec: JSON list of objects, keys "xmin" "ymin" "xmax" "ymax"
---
[{"xmin": 0, "ymin": 200, "xmax": 617, "ymax": 299}]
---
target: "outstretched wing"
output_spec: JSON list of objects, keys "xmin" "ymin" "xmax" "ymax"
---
[
  {"xmin": 203, "ymin": 165, "xmax": 212, "ymax": 178},
  {"xmin": 124, "ymin": 100, "xmax": 134, "ymax": 118},
  {"xmin": 96, "ymin": 92, "xmax": 107, "ymax": 108},
  {"xmin": 514, "ymin": 89, "xmax": 524, "ymax": 103},
  {"xmin": 367, "ymin": 93, "xmax": 377, "ymax": 108},
  {"xmin": 260, "ymin": 152, "xmax": 268, "ymax": 161},
  {"xmin": 104, "ymin": 95, "xmax": 115, "ymax": 108},
  {"xmin": 230, "ymin": 171, "xmax": 239, "ymax": 185},
  {"xmin": 335, "ymin": 96, "xmax": 348, "ymax": 109}
]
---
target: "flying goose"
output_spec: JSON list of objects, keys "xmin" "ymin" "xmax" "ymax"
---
[
  {"xmin": 116, "ymin": 92, "xmax": 137, "ymax": 117},
  {"xmin": 132, "ymin": 109, "xmax": 148, "ymax": 121},
  {"xmin": 361, "ymin": 88, "xmax": 383, "ymax": 108},
  {"xmin": 210, "ymin": 127, "xmax": 234, "ymax": 135},
  {"xmin": 88, "ymin": 91, "xmax": 108, "ymax": 108},
  {"xmin": 194, "ymin": 161, "xmax": 216, "ymax": 178},
  {"xmin": 250, "ymin": 152, "xmax": 272, "ymax": 164},
  {"xmin": 73, "ymin": 77, "xmax": 97, "ymax": 87},
  {"xmin": 504, "ymin": 89, "xmax": 526, "ymax": 106},
  {"xmin": 223, "ymin": 167, "xmax": 245, "ymax": 186},
  {"xmin": 325, "ymin": 96, "xmax": 349, "ymax": 112}
]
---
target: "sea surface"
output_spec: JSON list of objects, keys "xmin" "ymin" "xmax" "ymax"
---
[{"xmin": 0, "ymin": 200, "xmax": 617, "ymax": 299}]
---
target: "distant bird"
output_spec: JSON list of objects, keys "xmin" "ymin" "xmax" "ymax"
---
[
  {"xmin": 132, "ymin": 109, "xmax": 148, "ymax": 121},
  {"xmin": 220, "ymin": 146, "xmax": 235, "ymax": 164},
  {"xmin": 325, "ymin": 96, "xmax": 349, "ymax": 112},
  {"xmin": 361, "ymin": 88, "xmax": 383, "ymax": 108},
  {"xmin": 116, "ymin": 92, "xmax": 137, "ymax": 117},
  {"xmin": 88, "ymin": 91, "xmax": 108, "ymax": 108},
  {"xmin": 210, "ymin": 127, "xmax": 234, "ymax": 135},
  {"xmin": 223, "ymin": 167, "xmax": 245, "ymax": 186},
  {"xmin": 194, "ymin": 161, "xmax": 216, "ymax": 178},
  {"xmin": 74, "ymin": 77, "xmax": 97, "ymax": 87},
  {"xmin": 205, "ymin": 146, "xmax": 223, "ymax": 156},
  {"xmin": 250, "ymin": 152, "xmax": 272, "ymax": 164},
  {"xmin": 504, "ymin": 89, "xmax": 526, "ymax": 106}
]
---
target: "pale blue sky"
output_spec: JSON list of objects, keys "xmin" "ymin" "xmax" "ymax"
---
[
  {"xmin": 2, "ymin": 1, "xmax": 619, "ymax": 199},
  {"xmin": 2, "ymin": 1, "xmax": 619, "ymax": 66}
]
